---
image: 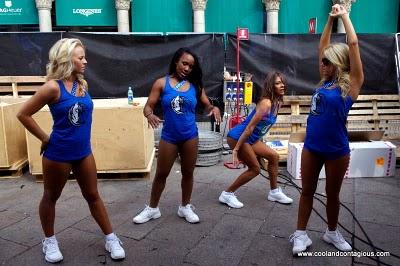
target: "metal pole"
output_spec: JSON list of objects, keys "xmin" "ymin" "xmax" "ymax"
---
[{"xmin": 236, "ymin": 28, "xmax": 240, "ymax": 121}]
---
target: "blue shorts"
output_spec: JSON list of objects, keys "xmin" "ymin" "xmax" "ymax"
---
[
  {"xmin": 303, "ymin": 146, "xmax": 350, "ymax": 160},
  {"xmin": 161, "ymin": 132, "xmax": 198, "ymax": 145}
]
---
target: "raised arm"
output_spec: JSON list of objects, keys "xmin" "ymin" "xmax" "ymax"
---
[
  {"xmin": 341, "ymin": 12, "xmax": 364, "ymax": 100},
  {"xmin": 143, "ymin": 78, "xmax": 163, "ymax": 129}
]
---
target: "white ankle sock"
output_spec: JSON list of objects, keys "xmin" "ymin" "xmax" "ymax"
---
[
  {"xmin": 45, "ymin": 235, "xmax": 56, "ymax": 241},
  {"xmin": 105, "ymin": 233, "xmax": 116, "ymax": 241},
  {"xmin": 270, "ymin": 188, "xmax": 279, "ymax": 193},
  {"xmin": 295, "ymin": 230, "xmax": 306, "ymax": 235}
]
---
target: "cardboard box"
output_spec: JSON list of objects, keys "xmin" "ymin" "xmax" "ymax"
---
[
  {"xmin": 0, "ymin": 97, "xmax": 28, "ymax": 168},
  {"xmin": 26, "ymin": 98, "xmax": 154, "ymax": 174},
  {"xmin": 287, "ymin": 131, "xmax": 396, "ymax": 179}
]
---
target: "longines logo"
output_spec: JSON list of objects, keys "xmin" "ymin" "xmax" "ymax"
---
[
  {"xmin": 0, "ymin": 0, "xmax": 22, "ymax": 14},
  {"xmin": 73, "ymin": 8, "xmax": 102, "ymax": 17}
]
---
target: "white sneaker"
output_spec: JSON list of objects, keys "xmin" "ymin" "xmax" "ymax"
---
[
  {"xmin": 177, "ymin": 204, "xmax": 200, "ymax": 223},
  {"xmin": 323, "ymin": 229, "xmax": 352, "ymax": 251},
  {"xmin": 133, "ymin": 205, "xmax": 161, "ymax": 224},
  {"xmin": 105, "ymin": 236, "xmax": 125, "ymax": 260},
  {"xmin": 42, "ymin": 237, "xmax": 63, "ymax": 263},
  {"xmin": 268, "ymin": 187, "xmax": 293, "ymax": 204},
  {"xmin": 219, "ymin": 191, "xmax": 244, "ymax": 208},
  {"xmin": 289, "ymin": 231, "xmax": 312, "ymax": 255}
]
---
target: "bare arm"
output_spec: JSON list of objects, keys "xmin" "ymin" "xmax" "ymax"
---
[
  {"xmin": 319, "ymin": 15, "xmax": 335, "ymax": 78},
  {"xmin": 199, "ymin": 88, "xmax": 222, "ymax": 124},
  {"xmin": 341, "ymin": 13, "xmax": 364, "ymax": 100},
  {"xmin": 143, "ymin": 78, "xmax": 163, "ymax": 129},
  {"xmin": 231, "ymin": 99, "xmax": 271, "ymax": 163},
  {"xmin": 16, "ymin": 80, "xmax": 59, "ymax": 153}
]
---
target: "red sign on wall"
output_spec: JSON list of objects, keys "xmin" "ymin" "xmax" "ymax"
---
[
  {"xmin": 237, "ymin": 28, "xmax": 249, "ymax": 40},
  {"xmin": 308, "ymin": 18, "xmax": 317, "ymax": 34}
]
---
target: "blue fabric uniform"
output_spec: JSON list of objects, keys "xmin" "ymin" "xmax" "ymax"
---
[
  {"xmin": 161, "ymin": 76, "xmax": 198, "ymax": 144},
  {"xmin": 227, "ymin": 106, "xmax": 277, "ymax": 144},
  {"xmin": 304, "ymin": 81, "xmax": 353, "ymax": 159},
  {"xmin": 43, "ymin": 80, "xmax": 93, "ymax": 162}
]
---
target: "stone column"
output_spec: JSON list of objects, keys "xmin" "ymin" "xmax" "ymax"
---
[
  {"xmin": 115, "ymin": 0, "xmax": 131, "ymax": 32},
  {"xmin": 191, "ymin": 0, "xmax": 208, "ymax": 33},
  {"xmin": 35, "ymin": 0, "xmax": 53, "ymax": 32},
  {"xmin": 332, "ymin": 0, "xmax": 356, "ymax": 33},
  {"xmin": 262, "ymin": 0, "xmax": 281, "ymax": 33}
]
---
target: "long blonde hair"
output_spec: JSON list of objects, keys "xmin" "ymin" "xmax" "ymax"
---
[
  {"xmin": 319, "ymin": 43, "xmax": 350, "ymax": 97},
  {"xmin": 46, "ymin": 38, "xmax": 88, "ymax": 93}
]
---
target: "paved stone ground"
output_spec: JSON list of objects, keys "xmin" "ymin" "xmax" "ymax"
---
[{"xmin": 0, "ymin": 155, "xmax": 399, "ymax": 266}]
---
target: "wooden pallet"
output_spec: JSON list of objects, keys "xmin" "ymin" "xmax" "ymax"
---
[
  {"xmin": 0, "ymin": 76, "xmax": 45, "ymax": 97},
  {"xmin": 265, "ymin": 94, "xmax": 400, "ymax": 158},
  {"xmin": 0, "ymin": 158, "xmax": 28, "ymax": 179}
]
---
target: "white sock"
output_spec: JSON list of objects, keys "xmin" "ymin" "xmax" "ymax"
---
[
  {"xmin": 105, "ymin": 233, "xmax": 116, "ymax": 241},
  {"xmin": 295, "ymin": 230, "xmax": 306, "ymax": 235},
  {"xmin": 270, "ymin": 187, "xmax": 279, "ymax": 193},
  {"xmin": 45, "ymin": 235, "xmax": 56, "ymax": 241}
]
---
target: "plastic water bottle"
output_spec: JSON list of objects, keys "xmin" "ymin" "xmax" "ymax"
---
[{"xmin": 128, "ymin": 86, "xmax": 133, "ymax": 105}]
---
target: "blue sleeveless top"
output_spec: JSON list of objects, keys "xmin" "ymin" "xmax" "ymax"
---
[
  {"xmin": 160, "ymin": 76, "xmax": 198, "ymax": 143},
  {"xmin": 304, "ymin": 81, "xmax": 353, "ymax": 156},
  {"xmin": 227, "ymin": 106, "xmax": 277, "ymax": 145},
  {"xmin": 43, "ymin": 80, "xmax": 93, "ymax": 162}
]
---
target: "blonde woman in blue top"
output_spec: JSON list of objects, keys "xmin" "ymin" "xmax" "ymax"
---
[
  {"xmin": 290, "ymin": 4, "xmax": 364, "ymax": 255},
  {"xmin": 219, "ymin": 71, "xmax": 293, "ymax": 209},
  {"xmin": 17, "ymin": 38, "xmax": 125, "ymax": 263}
]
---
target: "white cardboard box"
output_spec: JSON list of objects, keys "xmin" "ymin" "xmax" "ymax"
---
[{"xmin": 287, "ymin": 141, "xmax": 396, "ymax": 179}]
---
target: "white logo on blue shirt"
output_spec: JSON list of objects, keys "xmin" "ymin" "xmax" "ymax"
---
[
  {"xmin": 171, "ymin": 96, "xmax": 184, "ymax": 114},
  {"xmin": 311, "ymin": 92, "xmax": 325, "ymax": 115},
  {"xmin": 68, "ymin": 102, "xmax": 84, "ymax": 126}
]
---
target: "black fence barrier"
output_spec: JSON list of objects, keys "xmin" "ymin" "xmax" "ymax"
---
[
  {"xmin": 225, "ymin": 33, "xmax": 397, "ymax": 97},
  {"xmin": 0, "ymin": 32, "xmax": 61, "ymax": 76},
  {"xmin": 0, "ymin": 32, "xmax": 397, "ymax": 101}
]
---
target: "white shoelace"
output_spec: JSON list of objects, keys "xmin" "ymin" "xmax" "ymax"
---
[
  {"xmin": 332, "ymin": 230, "xmax": 346, "ymax": 243},
  {"xmin": 108, "ymin": 238, "xmax": 123, "ymax": 250},
  {"xmin": 43, "ymin": 239, "xmax": 59, "ymax": 253}
]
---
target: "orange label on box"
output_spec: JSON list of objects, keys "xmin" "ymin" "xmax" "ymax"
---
[{"xmin": 376, "ymin": 157, "xmax": 385, "ymax": 166}]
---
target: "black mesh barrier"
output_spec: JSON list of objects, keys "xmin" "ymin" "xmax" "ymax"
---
[
  {"xmin": 0, "ymin": 32, "xmax": 61, "ymax": 76},
  {"xmin": 63, "ymin": 32, "xmax": 225, "ymax": 101},
  {"xmin": 226, "ymin": 33, "xmax": 397, "ymax": 97}
]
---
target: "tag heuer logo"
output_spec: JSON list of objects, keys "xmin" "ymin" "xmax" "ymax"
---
[{"xmin": 4, "ymin": 1, "xmax": 12, "ymax": 8}]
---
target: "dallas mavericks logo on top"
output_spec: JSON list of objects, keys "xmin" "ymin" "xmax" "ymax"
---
[
  {"xmin": 68, "ymin": 102, "xmax": 84, "ymax": 126},
  {"xmin": 310, "ymin": 92, "xmax": 325, "ymax": 115},
  {"xmin": 171, "ymin": 96, "xmax": 184, "ymax": 114}
]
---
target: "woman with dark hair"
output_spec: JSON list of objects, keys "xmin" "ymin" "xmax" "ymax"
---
[
  {"xmin": 133, "ymin": 47, "xmax": 221, "ymax": 224},
  {"xmin": 290, "ymin": 4, "xmax": 363, "ymax": 255},
  {"xmin": 218, "ymin": 71, "xmax": 293, "ymax": 209}
]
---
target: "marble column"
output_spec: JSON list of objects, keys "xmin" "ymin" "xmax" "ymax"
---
[
  {"xmin": 332, "ymin": 0, "xmax": 356, "ymax": 33},
  {"xmin": 115, "ymin": 0, "xmax": 131, "ymax": 32},
  {"xmin": 191, "ymin": 0, "xmax": 208, "ymax": 33},
  {"xmin": 262, "ymin": 0, "xmax": 281, "ymax": 33},
  {"xmin": 35, "ymin": 0, "xmax": 53, "ymax": 32}
]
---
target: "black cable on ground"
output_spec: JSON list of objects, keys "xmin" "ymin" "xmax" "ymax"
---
[{"xmin": 258, "ymin": 165, "xmax": 399, "ymax": 265}]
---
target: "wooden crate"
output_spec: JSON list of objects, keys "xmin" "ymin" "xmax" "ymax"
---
[
  {"xmin": 0, "ymin": 76, "xmax": 45, "ymax": 97},
  {"xmin": 0, "ymin": 97, "xmax": 28, "ymax": 169},
  {"xmin": 26, "ymin": 98, "xmax": 155, "ymax": 175}
]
